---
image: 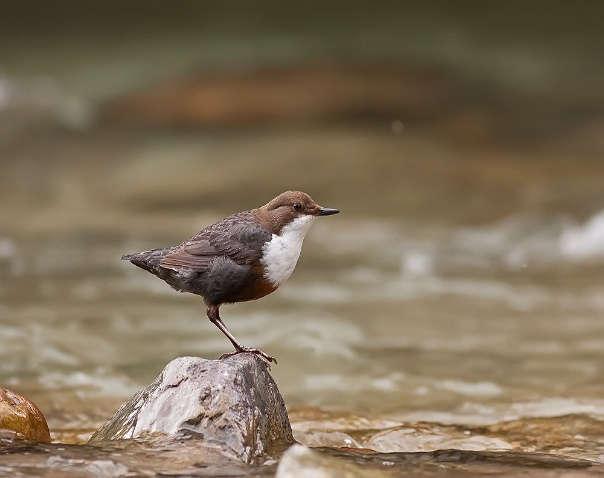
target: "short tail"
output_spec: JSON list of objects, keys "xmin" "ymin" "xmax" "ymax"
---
[{"xmin": 121, "ymin": 248, "xmax": 169, "ymax": 274}]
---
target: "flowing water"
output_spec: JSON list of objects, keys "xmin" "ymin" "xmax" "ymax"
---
[
  {"xmin": 1, "ymin": 124, "xmax": 604, "ymax": 475},
  {"xmin": 1, "ymin": 3, "xmax": 604, "ymax": 475}
]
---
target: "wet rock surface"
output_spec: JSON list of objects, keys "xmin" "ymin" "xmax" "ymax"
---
[
  {"xmin": 89, "ymin": 354, "xmax": 294, "ymax": 463},
  {"xmin": 276, "ymin": 444, "xmax": 601, "ymax": 478},
  {"xmin": 291, "ymin": 410, "xmax": 604, "ymax": 464},
  {"xmin": 277, "ymin": 444, "xmax": 393, "ymax": 477},
  {"xmin": 0, "ymin": 387, "xmax": 51, "ymax": 443},
  {"xmin": 0, "ymin": 433, "xmax": 277, "ymax": 477}
]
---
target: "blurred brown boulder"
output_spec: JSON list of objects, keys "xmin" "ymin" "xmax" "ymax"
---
[
  {"xmin": 101, "ymin": 63, "xmax": 456, "ymax": 127},
  {"xmin": 0, "ymin": 387, "xmax": 51, "ymax": 443}
]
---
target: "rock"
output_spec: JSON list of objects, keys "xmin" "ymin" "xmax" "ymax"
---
[
  {"xmin": 276, "ymin": 445, "xmax": 393, "ymax": 478},
  {"xmin": 89, "ymin": 354, "xmax": 294, "ymax": 463},
  {"xmin": 276, "ymin": 445, "xmax": 598, "ymax": 478},
  {"xmin": 101, "ymin": 63, "xmax": 455, "ymax": 128},
  {"xmin": 0, "ymin": 387, "xmax": 51, "ymax": 443},
  {"xmin": 1, "ymin": 432, "xmax": 275, "ymax": 477},
  {"xmin": 364, "ymin": 426, "xmax": 513, "ymax": 453}
]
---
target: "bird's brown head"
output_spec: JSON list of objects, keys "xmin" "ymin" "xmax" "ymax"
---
[{"xmin": 256, "ymin": 190, "xmax": 339, "ymax": 234}]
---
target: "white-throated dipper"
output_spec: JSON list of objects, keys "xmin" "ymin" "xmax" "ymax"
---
[{"xmin": 122, "ymin": 191, "xmax": 339, "ymax": 364}]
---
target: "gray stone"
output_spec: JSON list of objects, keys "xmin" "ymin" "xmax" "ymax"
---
[
  {"xmin": 89, "ymin": 354, "xmax": 294, "ymax": 463},
  {"xmin": 276, "ymin": 445, "xmax": 393, "ymax": 478}
]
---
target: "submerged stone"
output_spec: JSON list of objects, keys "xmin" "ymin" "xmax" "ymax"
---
[
  {"xmin": 89, "ymin": 354, "xmax": 294, "ymax": 463},
  {"xmin": 0, "ymin": 387, "xmax": 51, "ymax": 443},
  {"xmin": 276, "ymin": 445, "xmax": 393, "ymax": 477},
  {"xmin": 276, "ymin": 445, "xmax": 598, "ymax": 477}
]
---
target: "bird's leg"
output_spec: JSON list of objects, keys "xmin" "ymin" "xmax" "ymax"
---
[
  {"xmin": 206, "ymin": 305, "xmax": 244, "ymax": 350},
  {"xmin": 206, "ymin": 305, "xmax": 277, "ymax": 364}
]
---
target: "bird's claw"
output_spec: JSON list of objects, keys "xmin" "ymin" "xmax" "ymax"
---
[{"xmin": 220, "ymin": 347, "xmax": 277, "ymax": 365}]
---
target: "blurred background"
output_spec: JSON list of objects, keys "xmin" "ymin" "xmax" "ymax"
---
[{"xmin": 1, "ymin": 0, "xmax": 604, "ymax": 460}]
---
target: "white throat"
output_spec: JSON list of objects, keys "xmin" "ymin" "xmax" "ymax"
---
[{"xmin": 261, "ymin": 215, "xmax": 315, "ymax": 286}]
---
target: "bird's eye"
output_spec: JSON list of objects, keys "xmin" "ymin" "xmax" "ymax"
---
[{"xmin": 293, "ymin": 202, "xmax": 302, "ymax": 211}]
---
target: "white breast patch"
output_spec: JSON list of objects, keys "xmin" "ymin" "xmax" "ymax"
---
[{"xmin": 261, "ymin": 215, "xmax": 315, "ymax": 286}]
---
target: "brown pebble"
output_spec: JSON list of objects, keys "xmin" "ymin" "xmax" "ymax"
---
[{"xmin": 0, "ymin": 387, "xmax": 51, "ymax": 443}]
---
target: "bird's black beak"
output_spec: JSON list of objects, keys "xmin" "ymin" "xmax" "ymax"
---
[{"xmin": 318, "ymin": 207, "xmax": 340, "ymax": 216}]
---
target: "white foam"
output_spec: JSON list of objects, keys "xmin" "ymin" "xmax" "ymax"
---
[
  {"xmin": 0, "ymin": 238, "xmax": 16, "ymax": 258},
  {"xmin": 401, "ymin": 250, "xmax": 434, "ymax": 277},
  {"xmin": 560, "ymin": 210, "xmax": 604, "ymax": 259},
  {"xmin": 437, "ymin": 380, "xmax": 503, "ymax": 397}
]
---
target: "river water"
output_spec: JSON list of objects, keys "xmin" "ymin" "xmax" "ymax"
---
[
  {"xmin": 1, "ymin": 3, "xmax": 604, "ymax": 475},
  {"xmin": 1, "ymin": 123, "xmax": 604, "ymax": 474}
]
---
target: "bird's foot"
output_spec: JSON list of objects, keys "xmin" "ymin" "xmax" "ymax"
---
[{"xmin": 220, "ymin": 347, "xmax": 277, "ymax": 365}]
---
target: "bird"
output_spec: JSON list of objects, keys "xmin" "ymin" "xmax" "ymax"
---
[{"xmin": 122, "ymin": 190, "xmax": 339, "ymax": 364}]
